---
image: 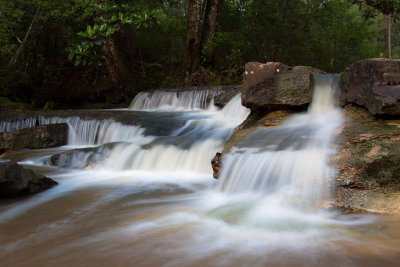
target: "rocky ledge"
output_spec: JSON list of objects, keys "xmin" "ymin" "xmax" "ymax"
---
[
  {"xmin": 0, "ymin": 161, "xmax": 57, "ymax": 197},
  {"xmin": 0, "ymin": 123, "xmax": 68, "ymax": 151},
  {"xmin": 333, "ymin": 105, "xmax": 400, "ymax": 214},
  {"xmin": 340, "ymin": 58, "xmax": 400, "ymax": 116}
]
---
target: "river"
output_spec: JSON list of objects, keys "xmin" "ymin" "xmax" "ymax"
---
[{"xmin": 1, "ymin": 80, "xmax": 400, "ymax": 266}]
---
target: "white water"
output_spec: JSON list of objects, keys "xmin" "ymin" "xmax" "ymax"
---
[
  {"xmin": 103, "ymin": 94, "xmax": 250, "ymax": 173},
  {"xmin": 129, "ymin": 89, "xmax": 221, "ymax": 110},
  {"xmin": 2, "ymin": 84, "xmax": 400, "ymax": 266},
  {"xmin": 217, "ymin": 75, "xmax": 343, "ymax": 211},
  {"xmin": 0, "ymin": 116, "xmax": 148, "ymax": 147}
]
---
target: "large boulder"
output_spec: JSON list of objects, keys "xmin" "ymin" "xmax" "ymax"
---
[
  {"xmin": 0, "ymin": 161, "xmax": 57, "ymax": 197},
  {"xmin": 0, "ymin": 123, "xmax": 68, "ymax": 151},
  {"xmin": 242, "ymin": 62, "xmax": 325, "ymax": 111},
  {"xmin": 340, "ymin": 58, "xmax": 400, "ymax": 116}
]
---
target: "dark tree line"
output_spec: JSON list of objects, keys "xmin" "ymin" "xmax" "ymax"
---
[{"xmin": 0, "ymin": 0, "xmax": 399, "ymax": 109}]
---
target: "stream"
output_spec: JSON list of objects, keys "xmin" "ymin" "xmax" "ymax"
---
[{"xmin": 1, "ymin": 79, "xmax": 400, "ymax": 266}]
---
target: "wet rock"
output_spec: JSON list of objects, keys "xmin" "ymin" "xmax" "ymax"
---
[
  {"xmin": 211, "ymin": 152, "xmax": 222, "ymax": 179},
  {"xmin": 50, "ymin": 143, "xmax": 116, "ymax": 169},
  {"xmin": 242, "ymin": 62, "xmax": 325, "ymax": 111},
  {"xmin": 340, "ymin": 58, "xmax": 400, "ymax": 115},
  {"xmin": 214, "ymin": 85, "xmax": 242, "ymax": 107},
  {"xmin": 0, "ymin": 123, "xmax": 68, "ymax": 150},
  {"xmin": 0, "ymin": 161, "xmax": 57, "ymax": 197}
]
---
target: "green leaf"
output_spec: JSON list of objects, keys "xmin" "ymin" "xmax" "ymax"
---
[{"xmin": 68, "ymin": 53, "xmax": 74, "ymax": 61}]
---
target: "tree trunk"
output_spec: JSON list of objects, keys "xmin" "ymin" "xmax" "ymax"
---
[
  {"xmin": 201, "ymin": 0, "xmax": 223, "ymax": 66},
  {"xmin": 102, "ymin": 38, "xmax": 130, "ymax": 85},
  {"xmin": 388, "ymin": 13, "xmax": 392, "ymax": 58},
  {"xmin": 185, "ymin": 0, "xmax": 203, "ymax": 73},
  {"xmin": 8, "ymin": 7, "xmax": 41, "ymax": 67}
]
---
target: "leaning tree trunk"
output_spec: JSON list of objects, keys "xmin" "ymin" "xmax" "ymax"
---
[
  {"xmin": 185, "ymin": 0, "xmax": 203, "ymax": 73},
  {"xmin": 201, "ymin": 0, "xmax": 223, "ymax": 66},
  {"xmin": 8, "ymin": 7, "xmax": 42, "ymax": 67},
  {"xmin": 102, "ymin": 38, "xmax": 130, "ymax": 85}
]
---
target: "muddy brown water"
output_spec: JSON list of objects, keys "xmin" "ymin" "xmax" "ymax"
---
[{"xmin": 1, "ymin": 150, "xmax": 400, "ymax": 267}]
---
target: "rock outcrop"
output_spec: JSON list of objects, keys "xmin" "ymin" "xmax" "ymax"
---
[
  {"xmin": 0, "ymin": 123, "xmax": 68, "ymax": 151},
  {"xmin": 333, "ymin": 105, "xmax": 400, "ymax": 214},
  {"xmin": 242, "ymin": 62, "xmax": 325, "ymax": 111},
  {"xmin": 0, "ymin": 161, "xmax": 57, "ymax": 197},
  {"xmin": 340, "ymin": 58, "xmax": 400, "ymax": 116}
]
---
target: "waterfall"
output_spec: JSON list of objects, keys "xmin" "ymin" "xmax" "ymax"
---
[
  {"xmin": 103, "ymin": 94, "xmax": 250, "ymax": 173},
  {"xmin": 129, "ymin": 89, "xmax": 221, "ymax": 110},
  {"xmin": 216, "ymin": 75, "xmax": 343, "ymax": 209},
  {"xmin": 0, "ymin": 117, "xmax": 40, "ymax": 132}
]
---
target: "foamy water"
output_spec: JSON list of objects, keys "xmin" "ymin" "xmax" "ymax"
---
[{"xmin": 1, "ymin": 84, "xmax": 400, "ymax": 266}]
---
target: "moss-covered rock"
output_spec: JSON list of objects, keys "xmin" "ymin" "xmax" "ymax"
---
[{"xmin": 333, "ymin": 105, "xmax": 400, "ymax": 214}]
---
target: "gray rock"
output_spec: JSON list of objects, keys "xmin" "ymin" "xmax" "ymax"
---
[
  {"xmin": 214, "ymin": 85, "xmax": 242, "ymax": 107},
  {"xmin": 50, "ymin": 143, "xmax": 116, "ymax": 169},
  {"xmin": 340, "ymin": 58, "xmax": 400, "ymax": 115},
  {"xmin": 0, "ymin": 123, "xmax": 68, "ymax": 150},
  {"xmin": 0, "ymin": 161, "xmax": 57, "ymax": 197},
  {"xmin": 242, "ymin": 62, "xmax": 325, "ymax": 111}
]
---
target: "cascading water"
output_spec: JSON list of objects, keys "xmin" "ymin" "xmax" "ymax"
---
[
  {"xmin": 1, "ymin": 83, "xmax": 400, "ymax": 266},
  {"xmin": 129, "ymin": 89, "xmax": 221, "ymax": 110},
  {"xmin": 0, "ymin": 116, "xmax": 148, "ymax": 146},
  {"xmin": 103, "ymin": 94, "xmax": 249, "ymax": 173},
  {"xmin": 217, "ymin": 74, "xmax": 343, "ymax": 210}
]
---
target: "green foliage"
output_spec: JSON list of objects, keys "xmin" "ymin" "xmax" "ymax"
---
[
  {"xmin": 0, "ymin": 0, "xmax": 398, "ymax": 109},
  {"xmin": 66, "ymin": 0, "xmax": 158, "ymax": 67}
]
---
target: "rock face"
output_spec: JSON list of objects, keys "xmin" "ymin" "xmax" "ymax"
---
[
  {"xmin": 340, "ymin": 58, "xmax": 400, "ymax": 115},
  {"xmin": 242, "ymin": 62, "xmax": 325, "ymax": 111},
  {"xmin": 0, "ymin": 161, "xmax": 57, "ymax": 197},
  {"xmin": 333, "ymin": 105, "xmax": 400, "ymax": 214},
  {"xmin": 214, "ymin": 85, "xmax": 242, "ymax": 107},
  {"xmin": 0, "ymin": 123, "xmax": 68, "ymax": 150}
]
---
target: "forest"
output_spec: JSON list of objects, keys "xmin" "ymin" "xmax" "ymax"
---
[{"xmin": 0, "ymin": 0, "xmax": 399, "ymax": 109}]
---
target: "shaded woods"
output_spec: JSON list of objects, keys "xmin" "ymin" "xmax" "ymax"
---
[{"xmin": 0, "ymin": 0, "xmax": 399, "ymax": 109}]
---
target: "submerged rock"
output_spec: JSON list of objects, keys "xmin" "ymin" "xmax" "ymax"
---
[
  {"xmin": 340, "ymin": 58, "xmax": 400, "ymax": 116},
  {"xmin": 0, "ymin": 161, "xmax": 57, "ymax": 197},
  {"xmin": 242, "ymin": 62, "xmax": 325, "ymax": 111},
  {"xmin": 50, "ymin": 143, "xmax": 116, "ymax": 169},
  {"xmin": 0, "ymin": 123, "xmax": 68, "ymax": 150}
]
